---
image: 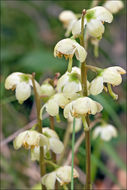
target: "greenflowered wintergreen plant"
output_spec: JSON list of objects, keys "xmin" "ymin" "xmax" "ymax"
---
[{"xmin": 4, "ymin": 1, "xmax": 126, "ymax": 190}]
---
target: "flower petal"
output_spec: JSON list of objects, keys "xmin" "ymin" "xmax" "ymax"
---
[
  {"xmin": 42, "ymin": 172, "xmax": 56, "ymax": 190},
  {"xmin": 49, "ymin": 138, "xmax": 64, "ymax": 154},
  {"xmin": 87, "ymin": 19, "xmax": 105, "ymax": 38},
  {"xmin": 103, "ymin": 0, "xmax": 124, "ymax": 14},
  {"xmin": 89, "ymin": 76, "xmax": 104, "ymax": 95},
  {"xmin": 5, "ymin": 72, "xmax": 22, "ymax": 90},
  {"xmin": 16, "ymin": 82, "xmax": 31, "ymax": 104}
]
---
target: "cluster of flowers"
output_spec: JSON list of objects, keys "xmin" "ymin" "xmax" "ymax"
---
[{"xmin": 5, "ymin": 1, "xmax": 125, "ymax": 189}]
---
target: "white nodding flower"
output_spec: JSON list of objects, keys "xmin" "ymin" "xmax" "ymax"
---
[
  {"xmin": 89, "ymin": 66, "xmax": 126, "ymax": 95},
  {"xmin": 42, "ymin": 166, "xmax": 79, "ymax": 189},
  {"xmin": 64, "ymin": 97, "xmax": 103, "ymax": 118},
  {"xmin": 40, "ymin": 93, "xmax": 70, "ymax": 118},
  {"xmin": 93, "ymin": 124, "xmax": 117, "ymax": 141},
  {"xmin": 72, "ymin": 6, "xmax": 113, "ymax": 38},
  {"xmin": 13, "ymin": 130, "xmax": 49, "ymax": 150},
  {"xmin": 54, "ymin": 38, "xmax": 87, "ymax": 63},
  {"xmin": 40, "ymin": 83, "xmax": 55, "ymax": 97},
  {"xmin": 57, "ymin": 67, "xmax": 82, "ymax": 100},
  {"xmin": 5, "ymin": 72, "xmax": 41, "ymax": 104},
  {"xmin": 103, "ymin": 0, "xmax": 124, "ymax": 14},
  {"xmin": 31, "ymin": 128, "xmax": 64, "ymax": 161},
  {"xmin": 59, "ymin": 10, "xmax": 77, "ymax": 37}
]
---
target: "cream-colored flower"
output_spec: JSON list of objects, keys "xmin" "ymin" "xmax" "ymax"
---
[
  {"xmin": 5, "ymin": 72, "xmax": 41, "ymax": 104},
  {"xmin": 93, "ymin": 124, "xmax": 117, "ymax": 141},
  {"xmin": 42, "ymin": 166, "xmax": 79, "ymax": 189},
  {"xmin": 31, "ymin": 128, "xmax": 64, "ymax": 161},
  {"xmin": 57, "ymin": 67, "xmax": 82, "ymax": 100},
  {"xmin": 59, "ymin": 10, "xmax": 77, "ymax": 37},
  {"xmin": 40, "ymin": 83, "xmax": 55, "ymax": 97},
  {"xmin": 89, "ymin": 66, "xmax": 126, "ymax": 95},
  {"xmin": 40, "ymin": 93, "xmax": 70, "ymax": 118},
  {"xmin": 72, "ymin": 6, "xmax": 113, "ymax": 38},
  {"xmin": 54, "ymin": 38, "xmax": 87, "ymax": 63},
  {"xmin": 13, "ymin": 130, "xmax": 49, "ymax": 150},
  {"xmin": 103, "ymin": 0, "xmax": 124, "ymax": 14},
  {"xmin": 64, "ymin": 97, "xmax": 103, "ymax": 118}
]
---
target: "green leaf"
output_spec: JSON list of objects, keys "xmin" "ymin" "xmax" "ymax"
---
[{"xmin": 102, "ymin": 143, "xmax": 126, "ymax": 171}]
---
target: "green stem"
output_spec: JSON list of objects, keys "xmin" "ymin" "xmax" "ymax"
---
[
  {"xmin": 85, "ymin": 65, "xmax": 102, "ymax": 73},
  {"xmin": 44, "ymin": 160, "xmax": 59, "ymax": 169},
  {"xmin": 80, "ymin": 11, "xmax": 92, "ymax": 190},
  {"xmin": 49, "ymin": 116, "xmax": 56, "ymax": 162},
  {"xmin": 107, "ymin": 83, "xmax": 118, "ymax": 100},
  {"xmin": 31, "ymin": 73, "xmax": 46, "ymax": 190},
  {"xmin": 68, "ymin": 57, "xmax": 73, "ymax": 73},
  {"xmin": 71, "ymin": 118, "xmax": 76, "ymax": 190}
]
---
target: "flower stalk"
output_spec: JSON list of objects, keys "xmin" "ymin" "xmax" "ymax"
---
[
  {"xmin": 31, "ymin": 73, "xmax": 46, "ymax": 190},
  {"xmin": 71, "ymin": 118, "xmax": 76, "ymax": 190},
  {"xmin": 80, "ymin": 11, "xmax": 92, "ymax": 190}
]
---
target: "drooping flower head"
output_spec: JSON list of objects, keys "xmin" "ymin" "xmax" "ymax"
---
[
  {"xmin": 103, "ymin": 0, "xmax": 124, "ymax": 14},
  {"xmin": 42, "ymin": 166, "xmax": 79, "ymax": 189},
  {"xmin": 64, "ymin": 97, "xmax": 103, "ymax": 119},
  {"xmin": 13, "ymin": 130, "xmax": 49, "ymax": 150},
  {"xmin": 31, "ymin": 128, "xmax": 64, "ymax": 161},
  {"xmin": 93, "ymin": 124, "xmax": 117, "ymax": 141},
  {"xmin": 40, "ymin": 93, "xmax": 70, "ymax": 118},
  {"xmin": 59, "ymin": 10, "xmax": 77, "ymax": 37},
  {"xmin": 54, "ymin": 38, "xmax": 87, "ymax": 62},
  {"xmin": 72, "ymin": 6, "xmax": 113, "ymax": 38},
  {"xmin": 89, "ymin": 66, "xmax": 126, "ymax": 98},
  {"xmin": 5, "ymin": 72, "xmax": 41, "ymax": 104}
]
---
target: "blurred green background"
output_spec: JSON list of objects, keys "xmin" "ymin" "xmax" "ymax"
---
[{"xmin": 1, "ymin": 0, "xmax": 126, "ymax": 189}]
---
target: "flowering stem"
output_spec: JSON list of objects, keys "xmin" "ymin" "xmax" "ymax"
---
[
  {"xmin": 44, "ymin": 159, "xmax": 59, "ymax": 169},
  {"xmin": 85, "ymin": 65, "xmax": 102, "ymax": 73},
  {"xmin": 71, "ymin": 118, "xmax": 76, "ymax": 190},
  {"xmin": 80, "ymin": 11, "xmax": 92, "ymax": 190},
  {"xmin": 107, "ymin": 83, "xmax": 118, "ymax": 100},
  {"xmin": 49, "ymin": 116, "xmax": 56, "ymax": 162},
  {"xmin": 68, "ymin": 57, "xmax": 73, "ymax": 73},
  {"xmin": 31, "ymin": 73, "xmax": 46, "ymax": 190}
]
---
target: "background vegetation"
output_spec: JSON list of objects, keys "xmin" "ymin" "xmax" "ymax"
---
[{"xmin": 1, "ymin": 0, "xmax": 126, "ymax": 189}]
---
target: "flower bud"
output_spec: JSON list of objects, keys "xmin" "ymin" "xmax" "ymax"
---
[
  {"xmin": 93, "ymin": 124, "xmax": 117, "ymax": 141},
  {"xmin": 40, "ymin": 83, "xmax": 55, "ymax": 97},
  {"xmin": 103, "ymin": 0, "xmax": 124, "ymax": 14}
]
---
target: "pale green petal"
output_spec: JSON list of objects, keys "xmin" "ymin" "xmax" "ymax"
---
[
  {"xmin": 87, "ymin": 19, "xmax": 105, "ymax": 38},
  {"xmin": 16, "ymin": 82, "xmax": 31, "ymax": 104},
  {"xmin": 89, "ymin": 76, "xmax": 104, "ymax": 95},
  {"xmin": 103, "ymin": 0, "xmax": 124, "ymax": 14},
  {"xmin": 43, "ymin": 127, "xmax": 59, "ymax": 139},
  {"xmin": 5, "ymin": 72, "xmax": 22, "ymax": 90},
  {"xmin": 49, "ymin": 138, "xmax": 64, "ymax": 154},
  {"xmin": 42, "ymin": 172, "xmax": 56, "ymax": 190}
]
